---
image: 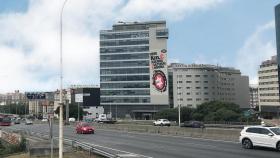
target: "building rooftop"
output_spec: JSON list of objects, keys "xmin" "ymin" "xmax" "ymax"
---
[
  {"xmin": 168, "ymin": 63, "xmax": 241, "ymax": 73},
  {"xmin": 260, "ymin": 55, "xmax": 277, "ymax": 66},
  {"xmin": 113, "ymin": 20, "xmax": 166, "ymax": 26},
  {"xmin": 101, "ymin": 20, "xmax": 167, "ymax": 32}
]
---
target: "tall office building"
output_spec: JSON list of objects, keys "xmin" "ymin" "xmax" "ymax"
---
[
  {"xmin": 168, "ymin": 63, "xmax": 250, "ymax": 109},
  {"xmin": 100, "ymin": 21, "xmax": 169, "ymax": 119},
  {"xmin": 275, "ymin": 4, "xmax": 280, "ymax": 64}
]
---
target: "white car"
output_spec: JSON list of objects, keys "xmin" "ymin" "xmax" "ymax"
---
[
  {"xmin": 25, "ymin": 119, "xmax": 33, "ymax": 125},
  {"xmin": 239, "ymin": 126, "xmax": 280, "ymax": 150},
  {"xmin": 69, "ymin": 118, "xmax": 76, "ymax": 122},
  {"xmin": 153, "ymin": 119, "xmax": 171, "ymax": 126},
  {"xmin": 42, "ymin": 118, "xmax": 48, "ymax": 122}
]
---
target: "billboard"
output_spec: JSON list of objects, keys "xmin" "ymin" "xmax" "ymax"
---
[
  {"xmin": 25, "ymin": 92, "xmax": 46, "ymax": 100},
  {"xmin": 149, "ymin": 49, "xmax": 169, "ymax": 104}
]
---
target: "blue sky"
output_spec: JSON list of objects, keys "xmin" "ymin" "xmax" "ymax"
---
[
  {"xmin": 169, "ymin": 0, "xmax": 278, "ymax": 65},
  {"xmin": 0, "ymin": 0, "xmax": 279, "ymax": 92}
]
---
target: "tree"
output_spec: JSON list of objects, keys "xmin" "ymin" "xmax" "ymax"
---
[
  {"xmin": 0, "ymin": 103, "xmax": 28, "ymax": 115},
  {"xmin": 193, "ymin": 101, "xmax": 242, "ymax": 122},
  {"xmin": 155, "ymin": 107, "xmax": 194, "ymax": 122},
  {"xmin": 155, "ymin": 108, "xmax": 178, "ymax": 121},
  {"xmin": 55, "ymin": 103, "xmax": 84, "ymax": 120}
]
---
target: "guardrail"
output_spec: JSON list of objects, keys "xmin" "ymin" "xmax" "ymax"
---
[
  {"xmin": 2, "ymin": 129, "xmax": 119, "ymax": 158},
  {"xmin": 67, "ymin": 139, "xmax": 116, "ymax": 158}
]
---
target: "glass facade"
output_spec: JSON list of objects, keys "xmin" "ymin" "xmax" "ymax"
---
[
  {"xmin": 100, "ymin": 26, "xmax": 151, "ymax": 104},
  {"xmin": 276, "ymin": 4, "xmax": 280, "ymax": 64},
  {"xmin": 100, "ymin": 75, "xmax": 150, "ymax": 82}
]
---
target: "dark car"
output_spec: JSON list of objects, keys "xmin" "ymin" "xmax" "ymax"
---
[
  {"xmin": 182, "ymin": 121, "xmax": 205, "ymax": 128},
  {"xmin": 76, "ymin": 122, "xmax": 95, "ymax": 134}
]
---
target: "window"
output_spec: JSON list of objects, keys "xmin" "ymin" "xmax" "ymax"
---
[
  {"xmin": 270, "ymin": 128, "xmax": 280, "ymax": 135},
  {"xmin": 246, "ymin": 128, "xmax": 261, "ymax": 134},
  {"xmin": 204, "ymin": 81, "xmax": 208, "ymax": 83},
  {"xmin": 186, "ymin": 75, "xmax": 192, "ymax": 77},
  {"xmin": 186, "ymin": 87, "xmax": 191, "ymax": 89},
  {"xmin": 195, "ymin": 81, "xmax": 200, "ymax": 83},
  {"xmin": 196, "ymin": 87, "xmax": 201, "ymax": 89},
  {"xmin": 186, "ymin": 81, "xmax": 192, "ymax": 83},
  {"xmin": 260, "ymin": 128, "xmax": 270, "ymax": 135},
  {"xmin": 195, "ymin": 75, "xmax": 200, "ymax": 77}
]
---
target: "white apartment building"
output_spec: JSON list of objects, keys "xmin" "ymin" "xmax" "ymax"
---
[
  {"xmin": 258, "ymin": 56, "xmax": 280, "ymax": 115},
  {"xmin": 168, "ymin": 63, "xmax": 249, "ymax": 109}
]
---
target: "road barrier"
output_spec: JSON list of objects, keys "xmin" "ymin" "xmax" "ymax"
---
[
  {"xmin": 67, "ymin": 139, "xmax": 116, "ymax": 158},
  {"xmin": 93, "ymin": 123, "xmax": 241, "ymax": 142},
  {"xmin": 3, "ymin": 128, "xmax": 131, "ymax": 158}
]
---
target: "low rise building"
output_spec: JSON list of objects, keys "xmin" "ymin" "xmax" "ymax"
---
[
  {"xmin": 249, "ymin": 84, "xmax": 259, "ymax": 109},
  {"xmin": 168, "ymin": 63, "xmax": 250, "ymax": 109}
]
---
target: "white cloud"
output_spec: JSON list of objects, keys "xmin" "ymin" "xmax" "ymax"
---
[
  {"xmin": 0, "ymin": 0, "xmax": 224, "ymax": 93},
  {"xmin": 118, "ymin": 0, "xmax": 224, "ymax": 21},
  {"xmin": 168, "ymin": 58, "xmax": 180, "ymax": 64},
  {"xmin": 235, "ymin": 21, "xmax": 276, "ymax": 85}
]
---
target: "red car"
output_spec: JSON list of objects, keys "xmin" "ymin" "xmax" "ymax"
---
[{"xmin": 76, "ymin": 122, "xmax": 95, "ymax": 134}]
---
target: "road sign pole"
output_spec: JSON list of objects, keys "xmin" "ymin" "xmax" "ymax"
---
[
  {"xmin": 66, "ymin": 100, "xmax": 69, "ymax": 125},
  {"xmin": 50, "ymin": 116, "xmax": 53, "ymax": 158},
  {"xmin": 78, "ymin": 102, "xmax": 80, "ymax": 122}
]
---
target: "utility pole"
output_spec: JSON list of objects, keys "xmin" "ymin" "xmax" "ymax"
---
[
  {"xmin": 178, "ymin": 83, "xmax": 181, "ymax": 127},
  {"xmin": 78, "ymin": 102, "xmax": 80, "ymax": 122},
  {"xmin": 65, "ymin": 99, "xmax": 69, "ymax": 124}
]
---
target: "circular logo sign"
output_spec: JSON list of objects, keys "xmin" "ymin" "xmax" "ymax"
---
[{"xmin": 152, "ymin": 70, "xmax": 167, "ymax": 92}]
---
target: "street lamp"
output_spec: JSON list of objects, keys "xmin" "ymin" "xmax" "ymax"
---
[
  {"xmin": 59, "ymin": 0, "xmax": 68, "ymax": 158},
  {"xmin": 178, "ymin": 83, "xmax": 181, "ymax": 127}
]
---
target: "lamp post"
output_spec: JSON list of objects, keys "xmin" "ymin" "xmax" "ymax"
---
[
  {"xmin": 59, "ymin": 0, "xmax": 68, "ymax": 158},
  {"xmin": 178, "ymin": 83, "xmax": 181, "ymax": 127}
]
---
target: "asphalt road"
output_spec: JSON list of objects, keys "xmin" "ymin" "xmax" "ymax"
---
[{"xmin": 3, "ymin": 123, "xmax": 280, "ymax": 158}]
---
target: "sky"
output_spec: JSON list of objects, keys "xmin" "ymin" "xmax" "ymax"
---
[{"xmin": 0, "ymin": 0, "xmax": 279, "ymax": 93}]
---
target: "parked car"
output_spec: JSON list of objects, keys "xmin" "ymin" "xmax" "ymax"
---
[
  {"xmin": 25, "ymin": 119, "xmax": 33, "ymax": 125},
  {"xmin": 76, "ymin": 122, "xmax": 95, "ymax": 134},
  {"xmin": 153, "ymin": 119, "xmax": 171, "ymax": 126},
  {"xmin": 182, "ymin": 121, "xmax": 205, "ymax": 128},
  {"xmin": 14, "ymin": 118, "xmax": 21, "ymax": 124},
  {"xmin": 69, "ymin": 118, "xmax": 76, "ymax": 122},
  {"xmin": 240, "ymin": 126, "xmax": 280, "ymax": 150}
]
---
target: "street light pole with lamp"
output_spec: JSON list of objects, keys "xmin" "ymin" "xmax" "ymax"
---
[{"xmin": 59, "ymin": 0, "xmax": 68, "ymax": 158}]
